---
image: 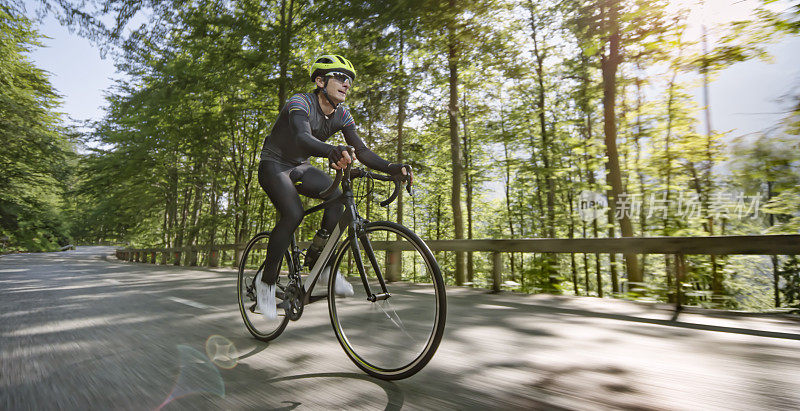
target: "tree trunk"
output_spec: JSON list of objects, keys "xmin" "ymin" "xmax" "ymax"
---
[
  {"xmin": 568, "ymin": 189, "xmax": 578, "ymax": 295},
  {"xmin": 185, "ymin": 165, "xmax": 204, "ymax": 266},
  {"xmin": 578, "ymin": 50, "xmax": 602, "ymax": 296},
  {"xmin": 601, "ymin": 3, "xmax": 640, "ymax": 286},
  {"xmin": 277, "ymin": 0, "xmax": 295, "ymax": 110},
  {"xmin": 448, "ymin": 0, "xmax": 465, "ymax": 286},
  {"xmin": 231, "ymin": 177, "xmax": 243, "ymax": 267},
  {"xmin": 174, "ymin": 185, "xmax": 192, "ymax": 265},
  {"xmin": 585, "ymin": 120, "xmax": 603, "ymax": 297},
  {"xmin": 768, "ymin": 181, "xmax": 780, "ymax": 307},
  {"xmin": 461, "ymin": 92, "xmax": 474, "ymax": 284},
  {"xmin": 700, "ymin": 22, "xmax": 723, "ymax": 301},
  {"xmin": 501, "ymin": 108, "xmax": 517, "ymax": 281},
  {"xmin": 386, "ymin": 32, "xmax": 407, "ymax": 283},
  {"xmin": 206, "ymin": 170, "xmax": 220, "ymax": 267},
  {"xmin": 633, "ymin": 62, "xmax": 648, "ymax": 279},
  {"xmin": 529, "ymin": 3, "xmax": 558, "ymax": 291},
  {"xmin": 396, "ymin": 29, "xmax": 406, "ymax": 228},
  {"xmin": 528, "ymin": 3, "xmax": 555, "ymax": 239},
  {"xmin": 166, "ymin": 164, "xmax": 178, "ymax": 248}
]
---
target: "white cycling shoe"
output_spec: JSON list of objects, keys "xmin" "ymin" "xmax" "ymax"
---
[
  {"xmin": 316, "ymin": 266, "xmax": 354, "ymax": 297},
  {"xmin": 255, "ymin": 272, "xmax": 277, "ymax": 320}
]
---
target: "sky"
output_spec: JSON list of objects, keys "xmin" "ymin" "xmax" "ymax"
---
[
  {"xmin": 21, "ymin": 0, "xmax": 800, "ymax": 138},
  {"xmin": 22, "ymin": 2, "xmax": 119, "ymax": 127},
  {"xmin": 672, "ymin": 0, "xmax": 800, "ymax": 139},
  {"xmin": 701, "ymin": 37, "xmax": 800, "ymax": 138}
]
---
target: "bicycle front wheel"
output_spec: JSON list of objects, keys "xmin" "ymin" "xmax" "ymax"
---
[
  {"xmin": 328, "ymin": 221, "xmax": 446, "ymax": 380},
  {"xmin": 237, "ymin": 232, "xmax": 291, "ymax": 341}
]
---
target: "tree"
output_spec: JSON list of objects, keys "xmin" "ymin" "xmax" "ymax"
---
[
  {"xmin": 571, "ymin": 0, "xmax": 669, "ymax": 290},
  {"xmin": 0, "ymin": 5, "xmax": 73, "ymax": 251}
]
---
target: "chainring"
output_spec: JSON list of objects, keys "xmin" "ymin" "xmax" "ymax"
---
[{"xmin": 282, "ymin": 282, "xmax": 304, "ymax": 321}]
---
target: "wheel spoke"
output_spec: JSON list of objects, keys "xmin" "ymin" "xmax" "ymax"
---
[{"xmin": 375, "ymin": 300, "xmax": 417, "ymax": 344}]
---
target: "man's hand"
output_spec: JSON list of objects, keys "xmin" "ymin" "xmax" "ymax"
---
[
  {"xmin": 388, "ymin": 163, "xmax": 413, "ymax": 186},
  {"xmin": 329, "ymin": 146, "xmax": 355, "ymax": 170}
]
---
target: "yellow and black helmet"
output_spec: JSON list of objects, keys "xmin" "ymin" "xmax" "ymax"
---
[{"xmin": 309, "ymin": 54, "xmax": 356, "ymax": 82}]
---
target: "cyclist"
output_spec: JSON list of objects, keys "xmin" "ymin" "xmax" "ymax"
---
[{"xmin": 256, "ymin": 54, "xmax": 411, "ymax": 319}]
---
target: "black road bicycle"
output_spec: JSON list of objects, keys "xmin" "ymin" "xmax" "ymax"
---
[{"xmin": 237, "ymin": 151, "xmax": 446, "ymax": 380}]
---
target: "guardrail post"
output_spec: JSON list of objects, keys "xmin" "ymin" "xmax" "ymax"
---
[
  {"xmin": 492, "ymin": 251, "xmax": 502, "ymax": 293},
  {"xmin": 208, "ymin": 249, "xmax": 219, "ymax": 267},
  {"xmin": 674, "ymin": 253, "xmax": 686, "ymax": 317},
  {"xmin": 233, "ymin": 246, "xmax": 243, "ymax": 269},
  {"xmin": 387, "ymin": 250, "xmax": 401, "ymax": 282}
]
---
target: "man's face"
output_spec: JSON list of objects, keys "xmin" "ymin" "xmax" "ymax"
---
[{"xmin": 316, "ymin": 74, "xmax": 351, "ymax": 105}]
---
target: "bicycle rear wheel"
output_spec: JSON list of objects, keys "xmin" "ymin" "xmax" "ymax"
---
[
  {"xmin": 328, "ymin": 221, "xmax": 446, "ymax": 380},
  {"xmin": 237, "ymin": 232, "xmax": 291, "ymax": 341}
]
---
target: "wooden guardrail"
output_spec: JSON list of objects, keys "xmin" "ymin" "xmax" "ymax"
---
[{"xmin": 116, "ymin": 235, "xmax": 800, "ymax": 310}]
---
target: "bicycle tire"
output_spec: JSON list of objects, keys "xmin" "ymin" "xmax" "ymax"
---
[
  {"xmin": 237, "ymin": 232, "xmax": 291, "ymax": 341},
  {"xmin": 328, "ymin": 221, "xmax": 446, "ymax": 380}
]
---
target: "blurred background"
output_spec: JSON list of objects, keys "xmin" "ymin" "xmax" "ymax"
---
[{"xmin": 2, "ymin": 0, "xmax": 800, "ymax": 310}]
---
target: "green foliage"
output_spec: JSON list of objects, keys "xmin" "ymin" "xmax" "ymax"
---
[
  {"xmin": 779, "ymin": 256, "xmax": 800, "ymax": 310},
  {"xmin": 0, "ymin": 6, "xmax": 74, "ymax": 252}
]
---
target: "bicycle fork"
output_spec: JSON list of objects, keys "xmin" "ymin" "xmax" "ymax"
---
[{"xmin": 346, "ymin": 204, "xmax": 391, "ymax": 302}]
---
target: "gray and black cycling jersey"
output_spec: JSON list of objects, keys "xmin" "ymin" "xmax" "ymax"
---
[{"xmin": 260, "ymin": 91, "xmax": 391, "ymax": 172}]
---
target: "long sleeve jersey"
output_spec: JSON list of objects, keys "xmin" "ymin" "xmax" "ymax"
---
[{"xmin": 260, "ymin": 92, "xmax": 392, "ymax": 172}]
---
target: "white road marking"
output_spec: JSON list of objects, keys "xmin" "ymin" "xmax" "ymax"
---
[
  {"xmin": 104, "ymin": 279, "xmax": 122, "ymax": 285},
  {"xmin": 476, "ymin": 303, "xmax": 515, "ymax": 310},
  {"xmin": 168, "ymin": 296, "xmax": 217, "ymax": 310}
]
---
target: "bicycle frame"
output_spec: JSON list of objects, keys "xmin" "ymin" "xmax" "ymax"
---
[{"xmin": 294, "ymin": 171, "xmax": 391, "ymax": 305}]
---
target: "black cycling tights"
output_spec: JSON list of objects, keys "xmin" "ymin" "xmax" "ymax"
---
[{"xmin": 257, "ymin": 160, "xmax": 342, "ymax": 284}]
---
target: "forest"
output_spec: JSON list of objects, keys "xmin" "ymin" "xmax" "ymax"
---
[{"xmin": 2, "ymin": 0, "xmax": 799, "ymax": 310}]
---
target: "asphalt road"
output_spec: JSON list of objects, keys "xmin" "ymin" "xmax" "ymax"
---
[{"xmin": 2, "ymin": 246, "xmax": 800, "ymax": 410}]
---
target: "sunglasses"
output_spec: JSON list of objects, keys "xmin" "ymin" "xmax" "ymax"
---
[{"xmin": 326, "ymin": 72, "xmax": 353, "ymax": 85}]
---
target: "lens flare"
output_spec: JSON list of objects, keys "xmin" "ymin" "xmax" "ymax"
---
[
  {"xmin": 205, "ymin": 335, "xmax": 238, "ymax": 369},
  {"xmin": 157, "ymin": 345, "xmax": 225, "ymax": 410}
]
